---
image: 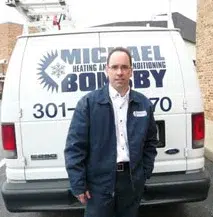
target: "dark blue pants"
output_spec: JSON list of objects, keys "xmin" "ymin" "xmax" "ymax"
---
[{"xmin": 84, "ymin": 170, "xmax": 143, "ymax": 217}]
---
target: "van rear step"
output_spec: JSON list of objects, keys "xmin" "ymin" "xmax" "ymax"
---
[
  {"xmin": 141, "ymin": 170, "xmax": 210, "ymax": 205},
  {"xmin": 2, "ymin": 170, "xmax": 210, "ymax": 212}
]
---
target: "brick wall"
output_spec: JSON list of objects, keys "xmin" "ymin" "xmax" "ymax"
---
[
  {"xmin": 197, "ymin": 0, "xmax": 213, "ymax": 121},
  {"xmin": 0, "ymin": 23, "xmax": 23, "ymax": 63},
  {"xmin": 8, "ymin": 23, "xmax": 23, "ymax": 60},
  {"xmin": 0, "ymin": 23, "xmax": 23, "ymax": 97}
]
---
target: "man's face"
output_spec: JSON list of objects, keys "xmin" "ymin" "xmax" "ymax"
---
[{"xmin": 106, "ymin": 51, "xmax": 132, "ymax": 92}]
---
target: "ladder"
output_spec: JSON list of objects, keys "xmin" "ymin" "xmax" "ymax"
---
[
  {"xmin": 150, "ymin": 0, "xmax": 174, "ymax": 28},
  {"xmin": 5, "ymin": 0, "xmax": 75, "ymax": 32}
]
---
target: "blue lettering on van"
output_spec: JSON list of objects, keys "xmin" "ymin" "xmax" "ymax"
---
[
  {"xmin": 61, "ymin": 72, "xmax": 107, "ymax": 92},
  {"xmin": 79, "ymin": 73, "xmax": 96, "ymax": 91},
  {"xmin": 60, "ymin": 70, "xmax": 166, "ymax": 92},
  {"xmin": 141, "ymin": 46, "xmax": 153, "ymax": 61},
  {"xmin": 33, "ymin": 96, "xmax": 173, "ymax": 119},
  {"xmin": 61, "ymin": 74, "xmax": 78, "ymax": 92},
  {"xmin": 149, "ymin": 97, "xmax": 172, "ymax": 112},
  {"xmin": 134, "ymin": 70, "xmax": 150, "ymax": 88},
  {"xmin": 92, "ymin": 48, "xmax": 107, "ymax": 63},
  {"xmin": 61, "ymin": 49, "xmax": 81, "ymax": 64},
  {"xmin": 151, "ymin": 69, "xmax": 166, "ymax": 87},
  {"xmin": 37, "ymin": 46, "xmax": 166, "ymax": 93},
  {"xmin": 153, "ymin": 46, "xmax": 165, "ymax": 61},
  {"xmin": 127, "ymin": 46, "xmax": 141, "ymax": 61},
  {"xmin": 60, "ymin": 46, "xmax": 164, "ymax": 64},
  {"xmin": 83, "ymin": 48, "xmax": 90, "ymax": 64}
]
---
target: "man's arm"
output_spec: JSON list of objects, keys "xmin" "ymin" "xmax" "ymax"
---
[
  {"xmin": 64, "ymin": 96, "xmax": 89, "ymax": 196},
  {"xmin": 143, "ymin": 105, "xmax": 158, "ymax": 179}
]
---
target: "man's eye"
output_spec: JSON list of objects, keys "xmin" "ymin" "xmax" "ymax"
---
[
  {"xmin": 121, "ymin": 65, "xmax": 129, "ymax": 70},
  {"xmin": 111, "ymin": 65, "xmax": 119, "ymax": 70},
  {"xmin": 109, "ymin": 65, "xmax": 130, "ymax": 71}
]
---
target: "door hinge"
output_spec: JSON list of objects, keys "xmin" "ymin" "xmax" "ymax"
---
[
  {"xmin": 183, "ymin": 99, "xmax": 187, "ymax": 110},
  {"xmin": 184, "ymin": 148, "xmax": 188, "ymax": 158},
  {"xmin": 19, "ymin": 108, "xmax": 23, "ymax": 118}
]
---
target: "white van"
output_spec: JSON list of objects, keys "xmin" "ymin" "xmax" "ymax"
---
[{"xmin": 1, "ymin": 27, "xmax": 210, "ymax": 212}]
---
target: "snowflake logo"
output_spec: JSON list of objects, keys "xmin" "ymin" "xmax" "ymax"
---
[
  {"xmin": 37, "ymin": 51, "xmax": 59, "ymax": 92},
  {"xmin": 51, "ymin": 63, "xmax": 65, "ymax": 78}
]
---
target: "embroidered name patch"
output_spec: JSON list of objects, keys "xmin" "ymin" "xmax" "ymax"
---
[{"xmin": 133, "ymin": 111, "xmax": 147, "ymax": 117}]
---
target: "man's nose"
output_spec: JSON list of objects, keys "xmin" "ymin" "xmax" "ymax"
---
[{"xmin": 116, "ymin": 68, "xmax": 123, "ymax": 75}]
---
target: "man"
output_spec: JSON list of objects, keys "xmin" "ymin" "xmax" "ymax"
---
[{"xmin": 64, "ymin": 47, "xmax": 158, "ymax": 217}]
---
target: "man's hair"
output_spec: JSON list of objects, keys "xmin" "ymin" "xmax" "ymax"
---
[{"xmin": 107, "ymin": 47, "xmax": 132, "ymax": 66}]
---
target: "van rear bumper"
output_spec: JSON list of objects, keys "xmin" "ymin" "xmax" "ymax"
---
[
  {"xmin": 142, "ymin": 170, "xmax": 210, "ymax": 205},
  {"xmin": 2, "ymin": 170, "xmax": 210, "ymax": 212}
]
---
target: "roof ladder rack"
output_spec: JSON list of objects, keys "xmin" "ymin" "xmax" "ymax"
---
[
  {"xmin": 5, "ymin": 0, "xmax": 74, "ymax": 32},
  {"xmin": 148, "ymin": 0, "xmax": 174, "ymax": 28}
]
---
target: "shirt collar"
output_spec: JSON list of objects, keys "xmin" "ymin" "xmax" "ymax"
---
[{"xmin": 109, "ymin": 84, "xmax": 130, "ymax": 100}]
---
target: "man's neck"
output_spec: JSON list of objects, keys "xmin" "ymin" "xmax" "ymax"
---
[{"xmin": 115, "ymin": 86, "xmax": 129, "ymax": 97}]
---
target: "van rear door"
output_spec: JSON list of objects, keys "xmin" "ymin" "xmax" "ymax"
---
[
  {"xmin": 19, "ymin": 32, "xmax": 100, "ymax": 180},
  {"xmin": 99, "ymin": 29, "xmax": 187, "ymax": 173}
]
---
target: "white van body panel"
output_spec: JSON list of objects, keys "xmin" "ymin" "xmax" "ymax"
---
[
  {"xmin": 171, "ymin": 33, "xmax": 204, "ymax": 170},
  {"xmin": 19, "ymin": 33, "xmax": 100, "ymax": 179},
  {"xmin": 1, "ymin": 39, "xmax": 28, "ymax": 181},
  {"xmin": 4, "ymin": 29, "xmax": 205, "ymax": 180},
  {"xmin": 1, "ymin": 38, "xmax": 27, "ymax": 121},
  {"xmin": 17, "ymin": 29, "xmax": 190, "ymax": 180},
  {"xmin": 1, "ymin": 27, "xmax": 210, "ymax": 211}
]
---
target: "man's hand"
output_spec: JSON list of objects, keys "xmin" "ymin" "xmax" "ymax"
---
[{"xmin": 76, "ymin": 191, "xmax": 91, "ymax": 205}]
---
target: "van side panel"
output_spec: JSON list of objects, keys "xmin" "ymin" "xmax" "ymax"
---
[
  {"xmin": 171, "ymin": 33, "xmax": 205, "ymax": 170},
  {"xmin": 1, "ymin": 38, "xmax": 28, "ymax": 180},
  {"xmin": 2, "ymin": 38, "xmax": 27, "ymax": 122}
]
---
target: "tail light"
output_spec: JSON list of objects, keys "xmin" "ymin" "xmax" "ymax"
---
[
  {"xmin": 1, "ymin": 123, "xmax": 17, "ymax": 158},
  {"xmin": 192, "ymin": 113, "xmax": 205, "ymax": 149}
]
